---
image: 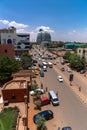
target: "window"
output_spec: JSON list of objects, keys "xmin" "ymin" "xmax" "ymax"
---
[
  {"xmin": 79, "ymin": 49, "xmax": 81, "ymax": 53},
  {"xmin": 5, "ymin": 49, "xmax": 7, "ymax": 53},
  {"xmin": 7, "ymin": 39, "xmax": 12, "ymax": 44},
  {"xmin": 83, "ymin": 49, "xmax": 85, "ymax": 53},
  {"xmin": 12, "ymin": 95, "xmax": 16, "ymax": 99}
]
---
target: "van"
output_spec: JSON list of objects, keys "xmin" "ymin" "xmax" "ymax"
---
[
  {"xmin": 48, "ymin": 62, "xmax": 53, "ymax": 68},
  {"xmin": 48, "ymin": 90, "xmax": 59, "ymax": 106}
]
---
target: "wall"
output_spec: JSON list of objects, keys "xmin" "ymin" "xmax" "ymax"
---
[
  {"xmin": 2, "ymin": 88, "xmax": 27, "ymax": 103},
  {"xmin": 0, "ymin": 44, "xmax": 15, "ymax": 58}
]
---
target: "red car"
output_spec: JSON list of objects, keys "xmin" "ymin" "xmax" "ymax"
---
[
  {"xmin": 40, "ymin": 97, "xmax": 50, "ymax": 106},
  {"xmin": 35, "ymin": 97, "xmax": 50, "ymax": 106}
]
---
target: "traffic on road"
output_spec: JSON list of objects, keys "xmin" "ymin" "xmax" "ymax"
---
[{"xmin": 30, "ymin": 45, "xmax": 87, "ymax": 130}]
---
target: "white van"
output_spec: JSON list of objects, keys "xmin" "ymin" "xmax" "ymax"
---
[
  {"xmin": 48, "ymin": 62, "xmax": 53, "ymax": 68},
  {"xmin": 48, "ymin": 90, "xmax": 59, "ymax": 106}
]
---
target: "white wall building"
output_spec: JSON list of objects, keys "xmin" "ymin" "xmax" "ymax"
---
[
  {"xmin": 77, "ymin": 47, "xmax": 87, "ymax": 62},
  {"xmin": 0, "ymin": 27, "xmax": 30, "ymax": 57}
]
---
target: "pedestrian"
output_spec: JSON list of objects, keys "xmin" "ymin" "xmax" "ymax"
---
[
  {"xmin": 41, "ymin": 82, "xmax": 43, "ymax": 89},
  {"xmin": 56, "ymin": 91, "xmax": 58, "ymax": 97}
]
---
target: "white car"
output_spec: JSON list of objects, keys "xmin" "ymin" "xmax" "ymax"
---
[
  {"xmin": 43, "ymin": 66, "xmax": 47, "ymax": 71},
  {"xmin": 30, "ymin": 89, "xmax": 45, "ymax": 96},
  {"xmin": 67, "ymin": 67, "xmax": 72, "ymax": 73},
  {"xmin": 57, "ymin": 76, "xmax": 63, "ymax": 82}
]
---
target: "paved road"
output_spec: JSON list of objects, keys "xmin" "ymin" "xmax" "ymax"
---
[
  {"xmin": 56, "ymin": 59, "xmax": 87, "ymax": 98},
  {"xmin": 40, "ymin": 67, "xmax": 87, "ymax": 130}
]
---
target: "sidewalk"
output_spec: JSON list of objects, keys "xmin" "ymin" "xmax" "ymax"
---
[{"xmin": 27, "ymin": 76, "xmax": 41, "ymax": 130}]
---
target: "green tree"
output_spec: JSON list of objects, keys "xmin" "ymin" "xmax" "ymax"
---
[
  {"xmin": 30, "ymin": 80, "xmax": 38, "ymax": 90},
  {"xmin": 0, "ymin": 55, "xmax": 19, "ymax": 81},
  {"xmin": 36, "ymin": 115, "xmax": 46, "ymax": 130},
  {"xmin": 69, "ymin": 53, "xmax": 85, "ymax": 70},
  {"xmin": 63, "ymin": 51, "xmax": 71, "ymax": 60},
  {"xmin": 21, "ymin": 52, "xmax": 33, "ymax": 69}
]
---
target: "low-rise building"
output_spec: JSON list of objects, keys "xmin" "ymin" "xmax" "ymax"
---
[
  {"xmin": 77, "ymin": 47, "xmax": 87, "ymax": 62},
  {"xmin": 0, "ymin": 44, "xmax": 15, "ymax": 58},
  {"xmin": 0, "ymin": 27, "xmax": 30, "ymax": 57}
]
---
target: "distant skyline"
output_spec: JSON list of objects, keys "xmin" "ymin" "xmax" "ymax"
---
[{"xmin": 0, "ymin": 0, "xmax": 87, "ymax": 42}]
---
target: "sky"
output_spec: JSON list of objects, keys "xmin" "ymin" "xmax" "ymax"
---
[{"xmin": 0, "ymin": 0, "xmax": 87, "ymax": 42}]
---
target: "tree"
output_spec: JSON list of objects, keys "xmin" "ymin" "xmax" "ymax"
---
[
  {"xmin": 30, "ymin": 80, "xmax": 38, "ymax": 90},
  {"xmin": 0, "ymin": 55, "xmax": 19, "ymax": 81},
  {"xmin": 69, "ymin": 53, "xmax": 85, "ymax": 70},
  {"xmin": 63, "ymin": 51, "xmax": 71, "ymax": 60},
  {"xmin": 36, "ymin": 115, "xmax": 46, "ymax": 130},
  {"xmin": 21, "ymin": 52, "xmax": 33, "ymax": 69}
]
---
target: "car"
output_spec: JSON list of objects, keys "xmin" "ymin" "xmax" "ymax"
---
[
  {"xmin": 40, "ymin": 69, "xmax": 44, "ymax": 77},
  {"xmin": 33, "ymin": 110, "xmax": 53, "ymax": 123},
  {"xmin": 80, "ymin": 69, "xmax": 86, "ymax": 74},
  {"xmin": 53, "ymin": 61, "xmax": 56, "ymax": 65},
  {"xmin": 62, "ymin": 126, "xmax": 72, "ymax": 130},
  {"xmin": 40, "ymin": 97, "xmax": 50, "ymax": 106},
  {"xmin": 61, "ymin": 67, "xmax": 65, "ymax": 71},
  {"xmin": 43, "ymin": 66, "xmax": 47, "ymax": 71},
  {"xmin": 35, "ymin": 97, "xmax": 50, "ymax": 106},
  {"xmin": 66, "ymin": 67, "xmax": 72, "ymax": 73},
  {"xmin": 57, "ymin": 76, "xmax": 63, "ymax": 82},
  {"xmin": 30, "ymin": 89, "xmax": 45, "ymax": 96},
  {"xmin": 61, "ymin": 61, "xmax": 64, "ymax": 65}
]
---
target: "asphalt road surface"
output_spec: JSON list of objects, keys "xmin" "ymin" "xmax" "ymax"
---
[{"xmin": 40, "ymin": 67, "xmax": 87, "ymax": 130}]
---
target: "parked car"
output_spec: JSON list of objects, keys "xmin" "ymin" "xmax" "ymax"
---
[
  {"xmin": 35, "ymin": 97, "xmax": 50, "ymax": 106},
  {"xmin": 66, "ymin": 67, "xmax": 72, "ymax": 73},
  {"xmin": 48, "ymin": 90, "xmax": 59, "ymax": 106},
  {"xmin": 53, "ymin": 61, "xmax": 56, "ymax": 65},
  {"xmin": 57, "ymin": 76, "xmax": 63, "ymax": 82},
  {"xmin": 33, "ymin": 110, "xmax": 54, "ymax": 123},
  {"xmin": 62, "ymin": 126, "xmax": 72, "ymax": 130},
  {"xmin": 80, "ymin": 69, "xmax": 86, "ymax": 74},
  {"xmin": 30, "ymin": 89, "xmax": 45, "ymax": 96}
]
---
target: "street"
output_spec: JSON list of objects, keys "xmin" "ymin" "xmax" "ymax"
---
[{"xmin": 39, "ymin": 67, "xmax": 87, "ymax": 130}]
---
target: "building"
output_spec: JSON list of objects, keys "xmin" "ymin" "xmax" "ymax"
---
[
  {"xmin": 64, "ymin": 42, "xmax": 81, "ymax": 50},
  {"xmin": 2, "ymin": 70, "xmax": 32, "ymax": 103},
  {"xmin": 77, "ymin": 48, "xmax": 87, "ymax": 62},
  {"xmin": 37, "ymin": 29, "xmax": 51, "ymax": 48},
  {"xmin": 64, "ymin": 42, "xmax": 87, "ymax": 50},
  {"xmin": 0, "ymin": 44, "xmax": 15, "ymax": 58},
  {"xmin": 0, "ymin": 27, "xmax": 30, "ymax": 57}
]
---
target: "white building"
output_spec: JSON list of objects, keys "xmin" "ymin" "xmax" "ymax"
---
[
  {"xmin": 0, "ymin": 27, "xmax": 30, "ymax": 57},
  {"xmin": 77, "ymin": 47, "xmax": 87, "ymax": 62}
]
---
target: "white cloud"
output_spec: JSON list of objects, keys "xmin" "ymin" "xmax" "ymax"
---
[
  {"xmin": 35, "ymin": 26, "xmax": 54, "ymax": 33},
  {"xmin": 9, "ymin": 21, "xmax": 28, "ymax": 28},
  {"xmin": 0, "ymin": 20, "xmax": 9, "ymax": 24},
  {"xmin": 0, "ymin": 19, "xmax": 28, "ymax": 29}
]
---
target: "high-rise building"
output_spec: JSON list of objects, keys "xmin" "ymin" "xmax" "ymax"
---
[{"xmin": 36, "ymin": 29, "xmax": 51, "ymax": 47}]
